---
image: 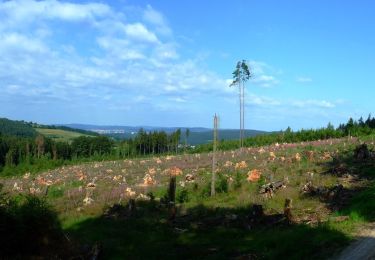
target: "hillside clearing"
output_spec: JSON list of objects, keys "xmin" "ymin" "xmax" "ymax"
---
[
  {"xmin": 35, "ymin": 128, "xmax": 94, "ymax": 142},
  {"xmin": 1, "ymin": 137, "xmax": 374, "ymax": 258}
]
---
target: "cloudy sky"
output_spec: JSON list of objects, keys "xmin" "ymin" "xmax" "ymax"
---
[{"xmin": 0, "ymin": 0, "xmax": 374, "ymax": 131}]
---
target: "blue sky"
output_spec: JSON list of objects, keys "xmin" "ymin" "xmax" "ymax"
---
[{"xmin": 0, "ymin": 0, "xmax": 374, "ymax": 131}]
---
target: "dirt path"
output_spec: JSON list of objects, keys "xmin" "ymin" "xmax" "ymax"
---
[{"xmin": 337, "ymin": 225, "xmax": 375, "ymax": 260}]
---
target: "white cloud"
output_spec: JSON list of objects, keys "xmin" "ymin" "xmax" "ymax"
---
[
  {"xmin": 124, "ymin": 23, "xmax": 159, "ymax": 43},
  {"xmin": 296, "ymin": 77, "xmax": 312, "ymax": 83},
  {"xmin": 0, "ymin": 0, "xmax": 111, "ymax": 25},
  {"xmin": 143, "ymin": 5, "xmax": 164, "ymax": 26},
  {"xmin": 169, "ymin": 97, "xmax": 187, "ymax": 103},
  {"xmin": 143, "ymin": 5, "xmax": 172, "ymax": 36},
  {"xmin": 96, "ymin": 36, "xmax": 146, "ymax": 60},
  {"xmin": 247, "ymin": 94, "xmax": 281, "ymax": 106},
  {"xmin": 292, "ymin": 100, "xmax": 335, "ymax": 108},
  {"xmin": 242, "ymin": 93, "xmax": 336, "ymax": 110},
  {"xmin": 252, "ymin": 75, "xmax": 279, "ymax": 88},
  {"xmin": 0, "ymin": 33, "xmax": 47, "ymax": 53},
  {"xmin": 246, "ymin": 61, "xmax": 280, "ymax": 88},
  {"xmin": 153, "ymin": 43, "xmax": 178, "ymax": 60}
]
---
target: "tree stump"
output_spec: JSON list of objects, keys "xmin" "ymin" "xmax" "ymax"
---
[
  {"xmin": 168, "ymin": 176, "xmax": 176, "ymax": 204},
  {"xmin": 249, "ymin": 204, "xmax": 264, "ymax": 219},
  {"xmin": 284, "ymin": 198, "xmax": 293, "ymax": 224},
  {"xmin": 354, "ymin": 143, "xmax": 370, "ymax": 160},
  {"xmin": 128, "ymin": 199, "xmax": 136, "ymax": 214}
]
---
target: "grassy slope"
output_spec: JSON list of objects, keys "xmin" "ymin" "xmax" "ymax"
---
[
  {"xmin": 35, "ymin": 128, "xmax": 93, "ymax": 142},
  {"xmin": 62, "ymin": 140, "xmax": 374, "ymax": 258}
]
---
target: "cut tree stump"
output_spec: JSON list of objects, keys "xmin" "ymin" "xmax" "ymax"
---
[{"xmin": 284, "ymin": 198, "xmax": 293, "ymax": 224}]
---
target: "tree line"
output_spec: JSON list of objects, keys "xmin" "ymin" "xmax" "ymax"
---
[
  {"xmin": 0, "ymin": 118, "xmax": 36, "ymax": 137},
  {"xmin": 0, "ymin": 128, "xmax": 186, "ymax": 176},
  {"xmin": 195, "ymin": 115, "xmax": 375, "ymax": 152},
  {"xmin": 1, "ymin": 115, "xmax": 375, "ymax": 176},
  {"xmin": 0, "ymin": 134, "xmax": 113, "ymax": 175}
]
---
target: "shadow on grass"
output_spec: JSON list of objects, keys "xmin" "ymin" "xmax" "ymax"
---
[
  {"xmin": 66, "ymin": 201, "xmax": 351, "ymax": 260},
  {"xmin": 0, "ymin": 190, "xmax": 75, "ymax": 259},
  {"xmin": 320, "ymin": 145, "xmax": 375, "ymax": 222},
  {"xmin": 67, "ymin": 146, "xmax": 375, "ymax": 259}
]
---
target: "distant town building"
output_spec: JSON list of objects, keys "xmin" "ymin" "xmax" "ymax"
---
[{"xmin": 91, "ymin": 129, "xmax": 126, "ymax": 134}]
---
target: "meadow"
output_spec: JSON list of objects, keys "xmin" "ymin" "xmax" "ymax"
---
[
  {"xmin": 1, "ymin": 135, "xmax": 375, "ymax": 259},
  {"xmin": 35, "ymin": 128, "xmax": 94, "ymax": 143}
]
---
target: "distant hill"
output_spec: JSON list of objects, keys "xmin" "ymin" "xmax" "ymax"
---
[
  {"xmin": 0, "ymin": 118, "xmax": 36, "ymax": 137},
  {"xmin": 61, "ymin": 124, "xmax": 209, "ymax": 133},
  {"xmin": 0, "ymin": 119, "xmax": 268, "ymax": 144},
  {"xmin": 0, "ymin": 118, "xmax": 99, "ymax": 142},
  {"xmin": 60, "ymin": 124, "xmax": 268, "ymax": 145},
  {"xmin": 186, "ymin": 129, "xmax": 267, "ymax": 145}
]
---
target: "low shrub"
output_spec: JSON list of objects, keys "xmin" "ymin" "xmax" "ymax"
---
[
  {"xmin": 0, "ymin": 187, "xmax": 67, "ymax": 258},
  {"xmin": 176, "ymin": 188, "xmax": 189, "ymax": 203}
]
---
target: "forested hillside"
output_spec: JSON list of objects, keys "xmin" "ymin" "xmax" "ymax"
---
[{"xmin": 0, "ymin": 118, "xmax": 36, "ymax": 137}]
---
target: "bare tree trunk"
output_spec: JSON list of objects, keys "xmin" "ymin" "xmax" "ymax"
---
[
  {"xmin": 239, "ymin": 81, "xmax": 242, "ymax": 149},
  {"xmin": 242, "ymin": 79, "xmax": 245, "ymax": 149},
  {"xmin": 211, "ymin": 114, "xmax": 218, "ymax": 197}
]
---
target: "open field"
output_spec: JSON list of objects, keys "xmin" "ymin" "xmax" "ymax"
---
[
  {"xmin": 1, "ymin": 137, "xmax": 375, "ymax": 259},
  {"xmin": 35, "ymin": 128, "xmax": 93, "ymax": 142}
]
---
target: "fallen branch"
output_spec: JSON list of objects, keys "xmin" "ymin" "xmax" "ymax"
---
[{"xmin": 259, "ymin": 179, "xmax": 288, "ymax": 198}]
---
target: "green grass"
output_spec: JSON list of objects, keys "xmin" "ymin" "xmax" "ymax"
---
[
  {"xmin": 3, "ymin": 137, "xmax": 375, "ymax": 258},
  {"xmin": 48, "ymin": 185, "xmax": 65, "ymax": 199},
  {"xmin": 35, "ymin": 128, "xmax": 94, "ymax": 142},
  {"xmin": 62, "ymin": 141, "xmax": 375, "ymax": 259},
  {"xmin": 64, "ymin": 203, "xmax": 351, "ymax": 259}
]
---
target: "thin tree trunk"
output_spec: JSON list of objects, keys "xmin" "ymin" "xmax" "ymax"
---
[
  {"xmin": 242, "ymin": 79, "xmax": 245, "ymax": 148},
  {"xmin": 211, "ymin": 114, "xmax": 218, "ymax": 197},
  {"xmin": 239, "ymin": 81, "xmax": 242, "ymax": 149}
]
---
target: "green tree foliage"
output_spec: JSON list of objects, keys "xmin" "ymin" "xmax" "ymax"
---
[
  {"xmin": 132, "ymin": 128, "xmax": 182, "ymax": 155},
  {"xmin": 0, "ymin": 134, "xmax": 114, "ymax": 175},
  {"xmin": 230, "ymin": 60, "xmax": 252, "ymax": 148},
  {"xmin": 0, "ymin": 186, "xmax": 67, "ymax": 258},
  {"xmin": 0, "ymin": 118, "xmax": 36, "ymax": 137},
  {"xmin": 195, "ymin": 116, "xmax": 375, "ymax": 153}
]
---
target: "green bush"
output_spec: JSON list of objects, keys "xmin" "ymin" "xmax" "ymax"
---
[
  {"xmin": 257, "ymin": 175, "xmax": 267, "ymax": 187},
  {"xmin": 217, "ymin": 175, "xmax": 228, "ymax": 193},
  {"xmin": 48, "ymin": 185, "xmax": 65, "ymax": 198},
  {"xmin": 0, "ymin": 189, "xmax": 66, "ymax": 258},
  {"xmin": 234, "ymin": 171, "xmax": 243, "ymax": 190},
  {"xmin": 176, "ymin": 189, "xmax": 189, "ymax": 203},
  {"xmin": 201, "ymin": 174, "xmax": 229, "ymax": 197}
]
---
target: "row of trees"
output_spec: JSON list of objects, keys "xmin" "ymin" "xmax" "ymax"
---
[
  {"xmin": 0, "ymin": 118, "xmax": 36, "ymax": 137},
  {"xmin": 195, "ymin": 116, "xmax": 375, "ymax": 152},
  {"xmin": 115, "ymin": 129, "xmax": 187, "ymax": 157},
  {"xmin": 0, "ymin": 134, "xmax": 114, "ymax": 175},
  {"xmin": 338, "ymin": 115, "xmax": 375, "ymax": 136},
  {"xmin": 0, "ymin": 128, "xmax": 188, "ymax": 175}
]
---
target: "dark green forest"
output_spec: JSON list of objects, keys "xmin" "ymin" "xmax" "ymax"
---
[{"xmin": 0, "ymin": 118, "xmax": 37, "ymax": 137}]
